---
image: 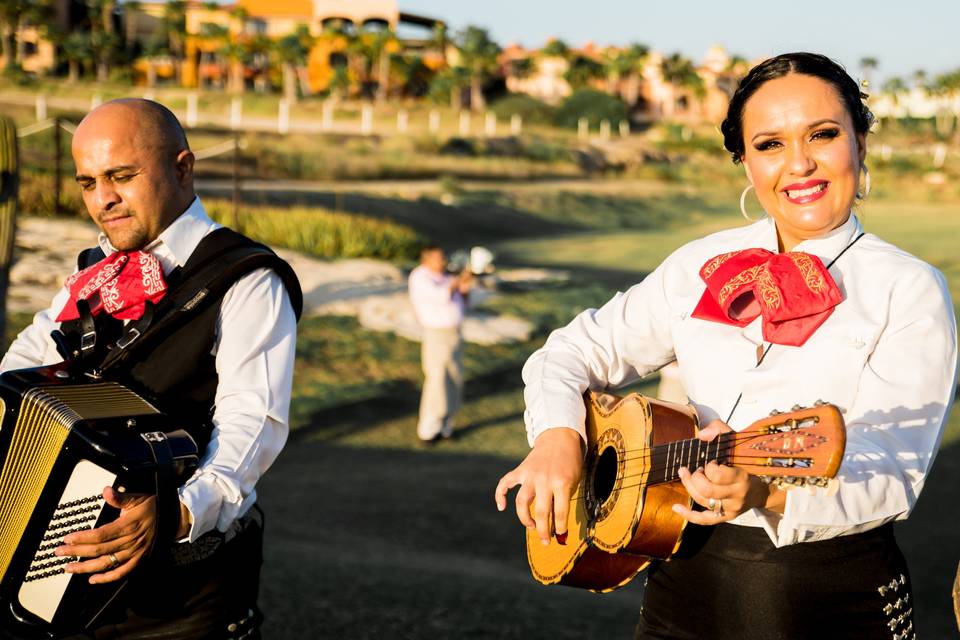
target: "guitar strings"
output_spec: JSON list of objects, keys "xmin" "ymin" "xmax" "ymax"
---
[{"xmin": 566, "ymin": 433, "xmax": 829, "ymax": 503}]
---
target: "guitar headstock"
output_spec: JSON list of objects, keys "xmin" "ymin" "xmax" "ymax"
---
[{"xmin": 728, "ymin": 401, "xmax": 845, "ymax": 488}]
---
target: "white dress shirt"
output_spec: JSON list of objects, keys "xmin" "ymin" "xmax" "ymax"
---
[
  {"xmin": 0, "ymin": 198, "xmax": 298, "ymax": 543},
  {"xmin": 408, "ymin": 264, "xmax": 465, "ymax": 330},
  {"xmin": 522, "ymin": 214, "xmax": 957, "ymax": 548}
]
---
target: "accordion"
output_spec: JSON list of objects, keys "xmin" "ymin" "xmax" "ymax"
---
[{"xmin": 0, "ymin": 364, "xmax": 198, "ymax": 634}]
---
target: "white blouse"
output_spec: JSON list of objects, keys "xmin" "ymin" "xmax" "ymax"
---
[{"xmin": 522, "ymin": 214, "xmax": 958, "ymax": 548}]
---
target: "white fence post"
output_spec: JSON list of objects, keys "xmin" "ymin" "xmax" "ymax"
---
[
  {"xmin": 230, "ymin": 96, "xmax": 242, "ymax": 130},
  {"xmin": 933, "ymin": 143, "xmax": 947, "ymax": 169},
  {"xmin": 91, "ymin": 94, "xmax": 103, "ymax": 111},
  {"xmin": 599, "ymin": 119, "xmax": 611, "ymax": 140},
  {"xmin": 619, "ymin": 119, "xmax": 630, "ymax": 137},
  {"xmin": 510, "ymin": 113, "xmax": 522, "ymax": 136},
  {"xmin": 428, "ymin": 109, "xmax": 440, "ymax": 134},
  {"xmin": 35, "ymin": 95, "xmax": 47, "ymax": 121},
  {"xmin": 361, "ymin": 103, "xmax": 374, "ymax": 135},
  {"xmin": 458, "ymin": 111, "xmax": 471, "ymax": 137},
  {"xmin": 322, "ymin": 101, "xmax": 334, "ymax": 132},
  {"xmin": 186, "ymin": 93, "xmax": 198, "ymax": 128},
  {"xmin": 577, "ymin": 117, "xmax": 588, "ymax": 140},
  {"xmin": 484, "ymin": 112, "xmax": 496, "ymax": 137},
  {"xmin": 278, "ymin": 99, "xmax": 290, "ymax": 134},
  {"xmin": 397, "ymin": 109, "xmax": 408, "ymax": 134}
]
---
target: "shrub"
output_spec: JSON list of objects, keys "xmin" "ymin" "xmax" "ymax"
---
[
  {"xmin": 205, "ymin": 199, "xmax": 422, "ymax": 262},
  {"xmin": 553, "ymin": 89, "xmax": 628, "ymax": 130},
  {"xmin": 18, "ymin": 174, "xmax": 85, "ymax": 217},
  {"xmin": 490, "ymin": 94, "xmax": 556, "ymax": 126}
]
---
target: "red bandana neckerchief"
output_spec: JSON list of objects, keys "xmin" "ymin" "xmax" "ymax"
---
[
  {"xmin": 56, "ymin": 250, "xmax": 168, "ymax": 322},
  {"xmin": 690, "ymin": 248, "xmax": 843, "ymax": 346}
]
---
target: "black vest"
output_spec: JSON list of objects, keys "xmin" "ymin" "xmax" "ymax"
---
[{"xmin": 59, "ymin": 228, "xmax": 303, "ymax": 452}]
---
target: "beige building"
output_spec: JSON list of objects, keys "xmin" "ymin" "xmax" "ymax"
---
[{"xmin": 502, "ymin": 42, "xmax": 746, "ymax": 123}]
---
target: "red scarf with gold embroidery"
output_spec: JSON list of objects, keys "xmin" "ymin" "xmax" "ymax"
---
[
  {"xmin": 690, "ymin": 249, "xmax": 842, "ymax": 346},
  {"xmin": 56, "ymin": 250, "xmax": 168, "ymax": 322}
]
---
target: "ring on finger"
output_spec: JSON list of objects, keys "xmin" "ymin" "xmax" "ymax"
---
[
  {"xmin": 713, "ymin": 499, "xmax": 724, "ymax": 517},
  {"xmin": 707, "ymin": 497, "xmax": 717, "ymax": 512},
  {"xmin": 108, "ymin": 553, "xmax": 119, "ymax": 568}
]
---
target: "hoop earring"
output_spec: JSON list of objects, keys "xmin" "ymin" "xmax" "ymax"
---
[
  {"xmin": 740, "ymin": 184, "xmax": 761, "ymax": 221},
  {"xmin": 857, "ymin": 164, "xmax": 871, "ymax": 200}
]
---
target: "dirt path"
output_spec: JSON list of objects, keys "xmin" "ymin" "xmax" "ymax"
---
[{"xmin": 256, "ymin": 438, "xmax": 960, "ymax": 638}]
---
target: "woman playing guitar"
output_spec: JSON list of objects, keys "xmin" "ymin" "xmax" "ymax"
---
[{"xmin": 495, "ymin": 52, "xmax": 957, "ymax": 639}]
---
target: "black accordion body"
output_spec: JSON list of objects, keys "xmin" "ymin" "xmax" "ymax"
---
[{"xmin": 0, "ymin": 364, "xmax": 198, "ymax": 636}]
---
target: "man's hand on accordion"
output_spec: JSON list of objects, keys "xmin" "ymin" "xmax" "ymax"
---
[{"xmin": 54, "ymin": 486, "xmax": 190, "ymax": 584}]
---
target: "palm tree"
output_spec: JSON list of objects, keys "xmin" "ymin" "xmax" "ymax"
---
[
  {"xmin": 564, "ymin": 54, "xmax": 604, "ymax": 91},
  {"xmin": 373, "ymin": 28, "xmax": 399, "ymax": 102},
  {"xmin": 716, "ymin": 53, "xmax": 749, "ymax": 99},
  {"xmin": 430, "ymin": 22, "xmax": 448, "ymax": 65},
  {"xmin": 604, "ymin": 43, "xmax": 648, "ymax": 104},
  {"xmin": 273, "ymin": 25, "xmax": 313, "ymax": 104},
  {"xmin": 0, "ymin": 0, "xmax": 28, "ymax": 73},
  {"xmin": 161, "ymin": 0, "xmax": 187, "ymax": 83},
  {"xmin": 428, "ymin": 65, "xmax": 469, "ymax": 110},
  {"xmin": 508, "ymin": 56, "xmax": 535, "ymax": 81},
  {"xmin": 859, "ymin": 56, "xmax": 878, "ymax": 90},
  {"xmin": 660, "ymin": 52, "xmax": 705, "ymax": 118},
  {"xmin": 930, "ymin": 69, "xmax": 960, "ymax": 136},
  {"xmin": 391, "ymin": 53, "xmax": 431, "ymax": 98},
  {"xmin": 882, "ymin": 76, "xmax": 907, "ymax": 108},
  {"xmin": 221, "ymin": 40, "xmax": 249, "ymax": 94},
  {"xmin": 541, "ymin": 38, "xmax": 570, "ymax": 59},
  {"xmin": 62, "ymin": 31, "xmax": 92, "ymax": 82},
  {"xmin": 455, "ymin": 26, "xmax": 501, "ymax": 111}
]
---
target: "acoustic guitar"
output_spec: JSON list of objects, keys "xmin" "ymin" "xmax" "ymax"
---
[{"xmin": 527, "ymin": 391, "xmax": 846, "ymax": 592}]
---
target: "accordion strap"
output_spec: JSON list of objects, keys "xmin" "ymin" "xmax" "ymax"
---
[
  {"xmin": 140, "ymin": 431, "xmax": 180, "ymax": 554},
  {"xmin": 97, "ymin": 237, "xmax": 302, "ymax": 376}
]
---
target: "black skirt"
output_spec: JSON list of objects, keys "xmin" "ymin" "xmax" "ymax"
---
[{"xmin": 636, "ymin": 522, "xmax": 915, "ymax": 640}]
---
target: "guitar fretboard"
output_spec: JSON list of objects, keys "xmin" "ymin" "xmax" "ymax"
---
[{"xmin": 646, "ymin": 433, "xmax": 734, "ymax": 486}]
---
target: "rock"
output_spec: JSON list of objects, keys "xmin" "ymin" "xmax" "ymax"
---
[{"xmin": 7, "ymin": 220, "xmax": 537, "ymax": 346}]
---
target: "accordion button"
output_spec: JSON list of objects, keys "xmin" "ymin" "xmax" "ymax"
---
[{"xmin": 227, "ymin": 623, "xmax": 238, "ymax": 633}]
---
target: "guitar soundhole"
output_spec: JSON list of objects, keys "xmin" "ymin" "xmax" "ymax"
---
[{"xmin": 592, "ymin": 446, "xmax": 618, "ymax": 507}]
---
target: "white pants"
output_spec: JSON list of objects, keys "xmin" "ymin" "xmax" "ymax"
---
[{"xmin": 417, "ymin": 327, "xmax": 463, "ymax": 440}]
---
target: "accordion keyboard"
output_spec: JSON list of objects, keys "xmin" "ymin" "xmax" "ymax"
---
[{"xmin": 17, "ymin": 460, "xmax": 114, "ymax": 623}]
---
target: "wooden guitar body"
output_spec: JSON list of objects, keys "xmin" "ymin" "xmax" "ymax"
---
[
  {"xmin": 526, "ymin": 393, "xmax": 697, "ymax": 592},
  {"xmin": 526, "ymin": 390, "xmax": 846, "ymax": 592}
]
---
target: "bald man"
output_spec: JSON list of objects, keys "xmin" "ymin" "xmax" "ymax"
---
[{"xmin": 0, "ymin": 100, "xmax": 300, "ymax": 639}]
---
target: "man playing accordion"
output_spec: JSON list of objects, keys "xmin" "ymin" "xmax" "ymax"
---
[{"xmin": 0, "ymin": 99, "xmax": 300, "ymax": 640}]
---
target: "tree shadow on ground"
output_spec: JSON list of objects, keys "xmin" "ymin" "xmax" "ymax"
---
[
  {"xmin": 896, "ymin": 438, "xmax": 960, "ymax": 638},
  {"xmin": 196, "ymin": 186, "xmax": 575, "ymax": 248},
  {"xmin": 258, "ymin": 443, "xmax": 644, "ymax": 639},
  {"xmin": 291, "ymin": 365, "xmax": 528, "ymax": 445}
]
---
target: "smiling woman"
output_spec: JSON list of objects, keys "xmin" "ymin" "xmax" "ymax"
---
[
  {"xmin": 721, "ymin": 53, "xmax": 873, "ymax": 252},
  {"xmin": 495, "ymin": 52, "xmax": 957, "ymax": 640}
]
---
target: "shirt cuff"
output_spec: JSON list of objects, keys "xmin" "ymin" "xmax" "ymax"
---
[{"xmin": 178, "ymin": 476, "xmax": 223, "ymax": 543}]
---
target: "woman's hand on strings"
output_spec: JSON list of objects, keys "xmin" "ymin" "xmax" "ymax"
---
[
  {"xmin": 494, "ymin": 427, "xmax": 584, "ymax": 546},
  {"xmin": 672, "ymin": 420, "xmax": 782, "ymax": 525}
]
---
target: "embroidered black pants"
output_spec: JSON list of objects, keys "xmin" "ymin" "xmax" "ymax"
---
[{"xmin": 636, "ymin": 523, "xmax": 914, "ymax": 640}]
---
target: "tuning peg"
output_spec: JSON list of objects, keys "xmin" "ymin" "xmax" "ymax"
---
[
  {"xmin": 814, "ymin": 399, "xmax": 826, "ymax": 407},
  {"xmin": 791, "ymin": 404, "xmax": 803, "ymax": 411},
  {"xmin": 769, "ymin": 409, "xmax": 782, "ymax": 416}
]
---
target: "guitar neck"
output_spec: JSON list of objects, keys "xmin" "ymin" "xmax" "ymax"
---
[{"xmin": 646, "ymin": 433, "xmax": 734, "ymax": 486}]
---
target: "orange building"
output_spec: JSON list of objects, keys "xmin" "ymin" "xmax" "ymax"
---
[{"xmin": 127, "ymin": 0, "xmax": 442, "ymax": 92}]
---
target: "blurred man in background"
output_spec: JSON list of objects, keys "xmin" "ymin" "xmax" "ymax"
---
[{"xmin": 408, "ymin": 245, "xmax": 472, "ymax": 443}]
